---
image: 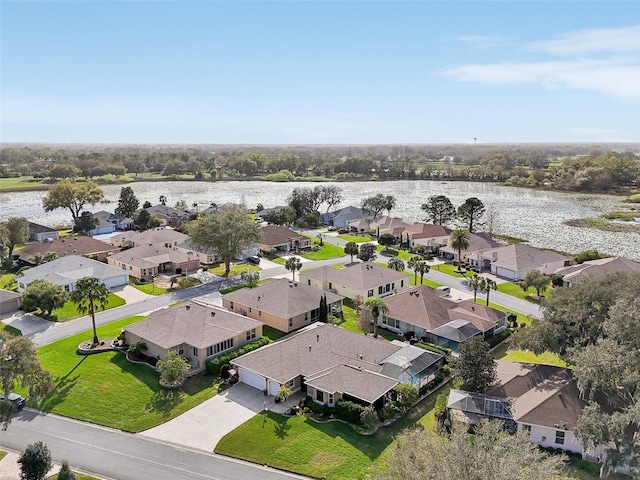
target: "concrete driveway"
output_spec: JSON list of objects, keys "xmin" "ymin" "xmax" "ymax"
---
[
  {"xmin": 139, "ymin": 383, "xmax": 293, "ymax": 452},
  {"xmin": 0, "ymin": 312, "xmax": 50, "ymax": 336}
]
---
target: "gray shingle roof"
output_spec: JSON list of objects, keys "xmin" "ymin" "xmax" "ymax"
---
[
  {"xmin": 18, "ymin": 255, "xmax": 126, "ymax": 287},
  {"xmin": 111, "ymin": 227, "xmax": 189, "ymax": 246},
  {"xmin": 305, "ymin": 364, "xmax": 398, "ymax": 403},
  {"xmin": 124, "ymin": 301, "xmax": 263, "ymax": 349},
  {"xmin": 300, "ymin": 263, "xmax": 407, "ymax": 291},
  {"xmin": 16, "ymin": 236, "xmax": 118, "ymax": 263},
  {"xmin": 555, "ymin": 257, "xmax": 640, "ymax": 284},
  {"xmin": 259, "ymin": 225, "xmax": 306, "ymax": 247},
  {"xmin": 484, "ymin": 243, "xmax": 571, "ymax": 271},
  {"xmin": 108, "ymin": 244, "xmax": 197, "ymax": 268}
]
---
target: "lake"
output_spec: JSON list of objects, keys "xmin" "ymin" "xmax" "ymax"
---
[{"xmin": 1, "ymin": 180, "xmax": 638, "ymax": 260}]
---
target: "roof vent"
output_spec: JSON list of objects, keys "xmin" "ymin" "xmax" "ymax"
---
[
  {"xmin": 359, "ymin": 354, "xmax": 363, "ymax": 360},
  {"xmin": 186, "ymin": 305, "xmax": 191, "ymax": 310},
  {"xmin": 471, "ymin": 306, "xmax": 474, "ymax": 311},
  {"xmin": 211, "ymin": 311, "xmax": 215, "ymax": 317},
  {"xmin": 309, "ymin": 345, "xmax": 312, "ymax": 352},
  {"xmin": 316, "ymin": 334, "xmax": 320, "ymax": 342}
]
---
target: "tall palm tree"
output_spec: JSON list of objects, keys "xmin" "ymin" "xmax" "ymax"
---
[
  {"xmin": 387, "ymin": 257, "xmax": 405, "ymax": 272},
  {"xmin": 480, "ymin": 277, "xmax": 497, "ymax": 306},
  {"xmin": 416, "ymin": 261, "xmax": 430, "ymax": 284},
  {"xmin": 343, "ymin": 242, "xmax": 359, "ymax": 263},
  {"xmin": 70, "ymin": 276, "xmax": 110, "ymax": 345},
  {"xmin": 285, "ymin": 256, "xmax": 302, "ymax": 282},
  {"xmin": 450, "ymin": 229, "xmax": 471, "ymax": 272},
  {"xmin": 407, "ymin": 255, "xmax": 423, "ymax": 284},
  {"xmin": 363, "ymin": 297, "xmax": 389, "ymax": 338},
  {"xmin": 468, "ymin": 273, "xmax": 482, "ymax": 302},
  {"xmin": 240, "ymin": 268, "xmax": 259, "ymax": 287}
]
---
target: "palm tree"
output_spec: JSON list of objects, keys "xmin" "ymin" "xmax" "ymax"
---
[
  {"xmin": 363, "ymin": 297, "xmax": 389, "ymax": 338},
  {"xmin": 343, "ymin": 242, "xmax": 359, "ymax": 263},
  {"xmin": 416, "ymin": 261, "xmax": 430, "ymax": 284},
  {"xmin": 387, "ymin": 257, "xmax": 405, "ymax": 272},
  {"xmin": 285, "ymin": 256, "xmax": 302, "ymax": 282},
  {"xmin": 480, "ymin": 277, "xmax": 497, "ymax": 306},
  {"xmin": 240, "ymin": 268, "xmax": 259, "ymax": 287},
  {"xmin": 70, "ymin": 276, "xmax": 110, "ymax": 345},
  {"xmin": 450, "ymin": 229, "xmax": 471, "ymax": 272},
  {"xmin": 468, "ymin": 273, "xmax": 482, "ymax": 302},
  {"xmin": 407, "ymin": 255, "xmax": 423, "ymax": 284}
]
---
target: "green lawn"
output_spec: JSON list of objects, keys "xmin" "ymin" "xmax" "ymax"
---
[
  {"xmin": 497, "ymin": 281, "xmax": 541, "ymax": 303},
  {"xmin": 216, "ymin": 382, "xmax": 453, "ymax": 480},
  {"xmin": 337, "ymin": 299, "xmax": 403, "ymax": 342},
  {"xmin": 0, "ymin": 323, "xmax": 22, "ymax": 336},
  {"xmin": 0, "ymin": 273, "xmax": 16, "ymax": 290},
  {"xmin": 336, "ymin": 234, "xmax": 372, "ymax": 243},
  {"xmin": 48, "ymin": 472, "xmax": 102, "ymax": 480},
  {"xmin": 375, "ymin": 246, "xmax": 413, "ymax": 262},
  {"xmin": 42, "ymin": 294, "xmax": 126, "ymax": 322},
  {"xmin": 374, "ymin": 262, "xmax": 442, "ymax": 289},
  {"xmin": 131, "ymin": 281, "xmax": 168, "ymax": 295},
  {"xmin": 272, "ymin": 257, "xmax": 286, "ymax": 265},
  {"xmin": 0, "ymin": 176, "xmax": 46, "ymax": 190},
  {"xmin": 0, "ymin": 450, "xmax": 6, "ymax": 461},
  {"xmin": 430, "ymin": 262, "xmax": 468, "ymax": 278},
  {"xmin": 33, "ymin": 316, "xmax": 228, "ymax": 432},
  {"xmin": 209, "ymin": 263, "xmax": 261, "ymax": 277},
  {"xmin": 263, "ymin": 325, "xmax": 286, "ymax": 341},
  {"xmin": 301, "ymin": 243, "xmax": 345, "ymax": 261}
]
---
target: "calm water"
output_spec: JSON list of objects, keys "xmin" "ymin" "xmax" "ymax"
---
[{"xmin": 1, "ymin": 180, "xmax": 638, "ymax": 260}]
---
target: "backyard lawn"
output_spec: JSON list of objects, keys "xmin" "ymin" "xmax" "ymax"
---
[
  {"xmin": 497, "ymin": 281, "xmax": 541, "ymax": 302},
  {"xmin": 301, "ymin": 243, "xmax": 345, "ymax": 261},
  {"xmin": 209, "ymin": 263, "xmax": 260, "ymax": 277},
  {"xmin": 33, "ymin": 316, "xmax": 228, "ymax": 432},
  {"xmin": 42, "ymin": 293, "xmax": 126, "ymax": 322},
  {"xmin": 336, "ymin": 234, "xmax": 373, "ymax": 243},
  {"xmin": 374, "ymin": 262, "xmax": 442, "ymax": 289},
  {"xmin": 338, "ymin": 300, "xmax": 403, "ymax": 342},
  {"xmin": 131, "ymin": 280, "xmax": 168, "ymax": 296},
  {"xmin": 0, "ymin": 273, "xmax": 16, "ymax": 290},
  {"xmin": 0, "ymin": 323, "xmax": 21, "ymax": 336}
]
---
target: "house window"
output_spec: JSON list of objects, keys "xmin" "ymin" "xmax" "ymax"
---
[
  {"xmin": 328, "ymin": 282, "xmax": 332, "ymax": 289},
  {"xmin": 384, "ymin": 317, "xmax": 400, "ymax": 329},
  {"xmin": 367, "ymin": 289, "xmax": 374, "ymax": 297},
  {"xmin": 328, "ymin": 393, "xmax": 334, "ymax": 405},
  {"xmin": 401, "ymin": 280, "xmax": 404, "ymax": 287},
  {"xmin": 208, "ymin": 338, "xmax": 234, "ymax": 356},
  {"xmin": 378, "ymin": 286, "xmax": 383, "ymax": 295},
  {"xmin": 316, "ymin": 389, "xmax": 324, "ymax": 403},
  {"xmin": 206, "ymin": 346, "xmax": 214, "ymax": 356},
  {"xmin": 307, "ymin": 279, "xmax": 311, "ymax": 286},
  {"xmin": 555, "ymin": 430, "xmax": 565, "ymax": 445},
  {"xmin": 246, "ymin": 328, "xmax": 256, "ymax": 341},
  {"xmin": 178, "ymin": 346, "xmax": 184, "ymax": 355},
  {"xmin": 64, "ymin": 285, "xmax": 70, "ymax": 293},
  {"xmin": 305, "ymin": 312, "xmax": 309, "ymax": 322},
  {"xmin": 191, "ymin": 346, "xmax": 198, "ymax": 357},
  {"xmin": 391, "ymin": 283, "xmax": 395, "ymax": 290},
  {"xmin": 286, "ymin": 379, "xmax": 295, "ymax": 388}
]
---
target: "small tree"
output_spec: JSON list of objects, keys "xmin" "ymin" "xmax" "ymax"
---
[
  {"xmin": 357, "ymin": 243, "xmax": 377, "ymax": 262},
  {"xmin": 360, "ymin": 405, "xmax": 378, "ymax": 427},
  {"xmin": 57, "ymin": 461, "xmax": 77, "ymax": 480},
  {"xmin": 387, "ymin": 257, "xmax": 404, "ymax": 272},
  {"xmin": 240, "ymin": 268, "xmax": 259, "ymax": 287},
  {"xmin": 378, "ymin": 233, "xmax": 396, "ymax": 252},
  {"xmin": 479, "ymin": 276, "xmax": 498, "ymax": 306},
  {"xmin": 457, "ymin": 336, "xmax": 496, "ymax": 393},
  {"xmin": 115, "ymin": 186, "xmax": 139, "ymax": 219},
  {"xmin": 449, "ymin": 229, "xmax": 470, "ymax": 269},
  {"xmin": 21, "ymin": 280, "xmax": 66, "ymax": 316},
  {"xmin": 467, "ymin": 273, "xmax": 482, "ymax": 302},
  {"xmin": 520, "ymin": 270, "xmax": 552, "ymax": 297},
  {"xmin": 407, "ymin": 255, "xmax": 423, "ymax": 284},
  {"xmin": 73, "ymin": 211, "xmax": 98, "ymax": 234},
  {"xmin": 18, "ymin": 441, "xmax": 52, "ymax": 480},
  {"xmin": 319, "ymin": 294, "xmax": 328, "ymax": 323},
  {"xmin": 157, "ymin": 350, "xmax": 190, "ymax": 384},
  {"xmin": 276, "ymin": 384, "xmax": 293, "ymax": 405},
  {"xmin": 284, "ymin": 256, "xmax": 302, "ymax": 282},
  {"xmin": 343, "ymin": 241, "xmax": 359, "ymax": 263},
  {"xmin": 394, "ymin": 383, "xmax": 419, "ymax": 411},
  {"xmin": 362, "ymin": 297, "xmax": 388, "ymax": 338}
]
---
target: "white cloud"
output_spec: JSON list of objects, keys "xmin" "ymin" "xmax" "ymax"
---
[{"xmin": 528, "ymin": 25, "xmax": 640, "ymax": 55}]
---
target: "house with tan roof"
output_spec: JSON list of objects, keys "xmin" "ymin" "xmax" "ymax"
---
[
  {"xmin": 447, "ymin": 361, "xmax": 606, "ymax": 459},
  {"xmin": 110, "ymin": 227, "xmax": 189, "ymax": 249},
  {"xmin": 467, "ymin": 243, "xmax": 571, "ymax": 281},
  {"xmin": 554, "ymin": 257, "xmax": 640, "ymax": 287},
  {"xmin": 380, "ymin": 285, "xmax": 508, "ymax": 350},
  {"xmin": 299, "ymin": 262, "xmax": 410, "ymax": 300},
  {"xmin": 232, "ymin": 322, "xmax": 443, "ymax": 404},
  {"xmin": 258, "ymin": 225, "xmax": 310, "ymax": 253},
  {"xmin": 107, "ymin": 244, "xmax": 200, "ymax": 280},
  {"xmin": 403, "ymin": 223, "xmax": 451, "ymax": 249},
  {"xmin": 222, "ymin": 278, "xmax": 344, "ymax": 333},
  {"xmin": 15, "ymin": 236, "xmax": 120, "ymax": 266},
  {"xmin": 124, "ymin": 301, "xmax": 263, "ymax": 373},
  {"xmin": 439, "ymin": 232, "xmax": 502, "ymax": 262}
]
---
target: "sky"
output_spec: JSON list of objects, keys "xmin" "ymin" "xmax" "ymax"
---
[{"xmin": 1, "ymin": 1, "xmax": 639, "ymax": 144}]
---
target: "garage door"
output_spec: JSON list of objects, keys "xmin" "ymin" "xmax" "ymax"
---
[
  {"xmin": 495, "ymin": 267, "xmax": 515, "ymax": 280},
  {"xmin": 239, "ymin": 368, "xmax": 267, "ymax": 392},
  {"xmin": 268, "ymin": 380, "xmax": 280, "ymax": 396},
  {"xmin": 102, "ymin": 275, "xmax": 128, "ymax": 289}
]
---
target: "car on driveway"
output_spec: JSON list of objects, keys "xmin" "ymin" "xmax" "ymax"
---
[
  {"xmin": 246, "ymin": 256, "xmax": 260, "ymax": 265},
  {"xmin": 337, "ymin": 228, "xmax": 349, "ymax": 234},
  {"xmin": 0, "ymin": 392, "xmax": 25, "ymax": 411}
]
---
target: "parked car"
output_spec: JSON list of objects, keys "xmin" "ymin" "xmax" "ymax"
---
[
  {"xmin": 0, "ymin": 392, "xmax": 25, "ymax": 411},
  {"xmin": 247, "ymin": 256, "xmax": 260, "ymax": 265},
  {"xmin": 327, "ymin": 226, "xmax": 337, "ymax": 231},
  {"xmin": 436, "ymin": 285, "xmax": 451, "ymax": 295},
  {"xmin": 337, "ymin": 228, "xmax": 349, "ymax": 234}
]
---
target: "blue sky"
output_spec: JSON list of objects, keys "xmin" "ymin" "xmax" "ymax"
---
[{"xmin": 1, "ymin": 1, "xmax": 639, "ymax": 144}]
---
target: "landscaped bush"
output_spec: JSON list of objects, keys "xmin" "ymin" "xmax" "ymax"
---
[
  {"xmin": 303, "ymin": 396, "xmax": 334, "ymax": 416},
  {"xmin": 205, "ymin": 337, "xmax": 271, "ymax": 374},
  {"xmin": 220, "ymin": 364, "xmax": 232, "ymax": 380},
  {"xmin": 418, "ymin": 372, "xmax": 445, "ymax": 396},
  {"xmin": 433, "ymin": 393, "xmax": 449, "ymax": 421},
  {"xmin": 335, "ymin": 399, "xmax": 365, "ymax": 425},
  {"xmin": 219, "ymin": 285, "xmax": 245, "ymax": 294},
  {"xmin": 378, "ymin": 403, "xmax": 400, "ymax": 421},
  {"xmin": 177, "ymin": 277, "xmax": 200, "ymax": 289},
  {"xmin": 487, "ymin": 329, "xmax": 511, "ymax": 348},
  {"xmin": 414, "ymin": 341, "xmax": 452, "ymax": 359}
]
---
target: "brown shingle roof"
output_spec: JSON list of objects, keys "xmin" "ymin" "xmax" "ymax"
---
[
  {"xmin": 111, "ymin": 227, "xmax": 189, "ymax": 247},
  {"xmin": 223, "ymin": 278, "xmax": 344, "ymax": 319},
  {"xmin": 124, "ymin": 301, "xmax": 262, "ymax": 349},
  {"xmin": 482, "ymin": 244, "xmax": 571, "ymax": 272},
  {"xmin": 305, "ymin": 364, "xmax": 398, "ymax": 403},
  {"xmin": 108, "ymin": 244, "xmax": 197, "ymax": 268},
  {"xmin": 555, "ymin": 257, "xmax": 640, "ymax": 284},
  {"xmin": 383, "ymin": 285, "xmax": 506, "ymax": 333},
  {"xmin": 259, "ymin": 225, "xmax": 306, "ymax": 247},
  {"xmin": 16, "ymin": 236, "xmax": 119, "ymax": 263},
  {"xmin": 300, "ymin": 263, "xmax": 407, "ymax": 291}
]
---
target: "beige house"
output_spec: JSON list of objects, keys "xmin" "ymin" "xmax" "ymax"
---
[
  {"xmin": 15, "ymin": 236, "xmax": 120, "ymax": 266},
  {"xmin": 232, "ymin": 322, "xmax": 443, "ymax": 404},
  {"xmin": 554, "ymin": 256, "xmax": 640, "ymax": 287},
  {"xmin": 107, "ymin": 244, "xmax": 200, "ymax": 280},
  {"xmin": 124, "ymin": 301, "xmax": 263, "ymax": 373},
  {"xmin": 299, "ymin": 262, "xmax": 409, "ymax": 300},
  {"xmin": 222, "ymin": 278, "xmax": 344, "ymax": 333},
  {"xmin": 258, "ymin": 225, "xmax": 310, "ymax": 253},
  {"xmin": 440, "ymin": 232, "xmax": 502, "ymax": 262},
  {"xmin": 110, "ymin": 227, "xmax": 189, "ymax": 249}
]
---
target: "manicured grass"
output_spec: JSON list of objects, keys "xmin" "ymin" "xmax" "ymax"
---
[
  {"xmin": 0, "ymin": 273, "xmax": 16, "ymax": 290},
  {"xmin": 497, "ymin": 281, "xmax": 541, "ymax": 303},
  {"xmin": 374, "ymin": 262, "xmax": 442, "ymax": 289},
  {"xmin": 375, "ymin": 246, "xmax": 413, "ymax": 262},
  {"xmin": 431, "ymin": 262, "xmax": 468, "ymax": 278},
  {"xmin": 338, "ymin": 299, "xmax": 403, "ymax": 342},
  {"xmin": 500, "ymin": 349, "xmax": 569, "ymax": 368},
  {"xmin": 272, "ymin": 257, "xmax": 286, "ymax": 265},
  {"xmin": 0, "ymin": 450, "xmax": 6, "ymax": 461},
  {"xmin": 301, "ymin": 243, "xmax": 345, "ymax": 260},
  {"xmin": 48, "ymin": 472, "xmax": 102, "ymax": 480},
  {"xmin": 0, "ymin": 176, "xmax": 46, "ymax": 190},
  {"xmin": 33, "ymin": 316, "xmax": 228, "ymax": 432},
  {"xmin": 216, "ymin": 382, "xmax": 453, "ymax": 480},
  {"xmin": 131, "ymin": 281, "xmax": 168, "ymax": 295},
  {"xmin": 0, "ymin": 323, "xmax": 22, "ymax": 336},
  {"xmin": 336, "ymin": 234, "xmax": 372, "ymax": 243},
  {"xmin": 331, "ymin": 263, "xmax": 344, "ymax": 269},
  {"xmin": 263, "ymin": 325, "xmax": 286, "ymax": 341},
  {"xmin": 209, "ymin": 263, "xmax": 261, "ymax": 277},
  {"xmin": 42, "ymin": 294, "xmax": 126, "ymax": 322}
]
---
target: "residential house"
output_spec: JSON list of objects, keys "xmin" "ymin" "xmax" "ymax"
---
[
  {"xmin": 320, "ymin": 206, "xmax": 374, "ymax": 229},
  {"xmin": 123, "ymin": 301, "xmax": 263, "ymax": 373},
  {"xmin": 403, "ymin": 223, "xmax": 451, "ymax": 249},
  {"xmin": 136, "ymin": 204, "xmax": 190, "ymax": 227},
  {"xmin": 222, "ymin": 278, "xmax": 344, "ymax": 333},
  {"xmin": 299, "ymin": 263, "xmax": 409, "ymax": 300},
  {"xmin": 554, "ymin": 257, "xmax": 640, "ymax": 287},
  {"xmin": 174, "ymin": 240, "xmax": 259, "ymax": 265},
  {"xmin": 466, "ymin": 243, "xmax": 571, "ymax": 281},
  {"xmin": 439, "ymin": 232, "xmax": 502, "ymax": 262},
  {"xmin": 447, "ymin": 361, "xmax": 606, "ymax": 459},
  {"xmin": 0, "ymin": 289, "xmax": 22, "ymax": 315},
  {"xmin": 89, "ymin": 211, "xmax": 135, "ymax": 236},
  {"xmin": 27, "ymin": 221, "xmax": 59, "ymax": 242},
  {"xmin": 107, "ymin": 245, "xmax": 200, "ymax": 281},
  {"xmin": 14, "ymin": 236, "xmax": 120, "ymax": 266},
  {"xmin": 16, "ymin": 255, "xmax": 129, "ymax": 293},
  {"xmin": 380, "ymin": 285, "xmax": 508, "ymax": 350},
  {"xmin": 349, "ymin": 216, "xmax": 409, "ymax": 235},
  {"xmin": 232, "ymin": 322, "xmax": 443, "ymax": 404},
  {"xmin": 110, "ymin": 227, "xmax": 189, "ymax": 249},
  {"xmin": 258, "ymin": 225, "xmax": 310, "ymax": 253}
]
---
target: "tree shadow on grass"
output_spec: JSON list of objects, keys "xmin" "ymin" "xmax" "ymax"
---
[
  {"xmin": 145, "ymin": 389, "xmax": 184, "ymax": 417},
  {"xmin": 108, "ymin": 352, "xmax": 160, "ymax": 390},
  {"xmin": 272, "ymin": 414, "xmax": 291, "ymax": 439},
  {"xmin": 41, "ymin": 356, "xmax": 87, "ymax": 409}
]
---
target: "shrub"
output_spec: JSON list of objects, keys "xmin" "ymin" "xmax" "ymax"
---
[
  {"xmin": 219, "ymin": 285, "xmax": 245, "ymax": 294},
  {"xmin": 414, "ymin": 341, "xmax": 452, "ymax": 359},
  {"xmin": 303, "ymin": 396, "xmax": 334, "ymax": 416},
  {"xmin": 378, "ymin": 403, "xmax": 399, "ymax": 421},
  {"xmin": 335, "ymin": 399, "xmax": 365, "ymax": 425},
  {"xmin": 434, "ymin": 393, "xmax": 449, "ymax": 420},
  {"xmin": 551, "ymin": 274, "xmax": 564, "ymax": 287},
  {"xmin": 360, "ymin": 405, "xmax": 378, "ymax": 427},
  {"xmin": 205, "ymin": 336, "xmax": 271, "ymax": 374},
  {"xmin": 177, "ymin": 277, "xmax": 200, "ymax": 289},
  {"xmin": 487, "ymin": 329, "xmax": 511, "ymax": 348},
  {"xmin": 220, "ymin": 364, "xmax": 231, "ymax": 379}
]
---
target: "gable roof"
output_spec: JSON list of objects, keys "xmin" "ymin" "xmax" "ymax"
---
[
  {"xmin": 555, "ymin": 257, "xmax": 640, "ymax": 284},
  {"xmin": 441, "ymin": 232, "xmax": 501, "ymax": 256},
  {"xmin": 93, "ymin": 210, "xmax": 134, "ymax": 225},
  {"xmin": 300, "ymin": 263, "xmax": 407, "ymax": 291},
  {"xmin": 16, "ymin": 236, "xmax": 119, "ymax": 263},
  {"xmin": 305, "ymin": 364, "xmax": 398, "ymax": 403},
  {"xmin": 18, "ymin": 255, "xmax": 126, "ymax": 287},
  {"xmin": 124, "ymin": 301, "xmax": 262, "ymax": 349},
  {"xmin": 383, "ymin": 285, "xmax": 506, "ymax": 333},
  {"xmin": 138, "ymin": 204, "xmax": 189, "ymax": 218},
  {"xmin": 27, "ymin": 221, "xmax": 57, "ymax": 234},
  {"xmin": 111, "ymin": 227, "xmax": 189, "ymax": 246},
  {"xmin": 0, "ymin": 289, "xmax": 21, "ymax": 302},
  {"xmin": 481, "ymin": 244, "xmax": 571, "ymax": 272},
  {"xmin": 259, "ymin": 225, "xmax": 306, "ymax": 247},
  {"xmin": 223, "ymin": 278, "xmax": 344, "ymax": 319},
  {"xmin": 108, "ymin": 244, "xmax": 197, "ymax": 268},
  {"xmin": 403, "ymin": 223, "xmax": 451, "ymax": 240}
]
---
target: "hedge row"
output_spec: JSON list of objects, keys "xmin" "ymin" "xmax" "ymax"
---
[
  {"xmin": 487, "ymin": 329, "xmax": 511, "ymax": 348},
  {"xmin": 414, "ymin": 342, "xmax": 452, "ymax": 358},
  {"xmin": 302, "ymin": 397, "xmax": 365, "ymax": 425},
  {"xmin": 205, "ymin": 336, "xmax": 271, "ymax": 374}
]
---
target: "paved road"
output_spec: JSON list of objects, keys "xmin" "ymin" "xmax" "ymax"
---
[{"xmin": 0, "ymin": 409, "xmax": 307, "ymax": 480}]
